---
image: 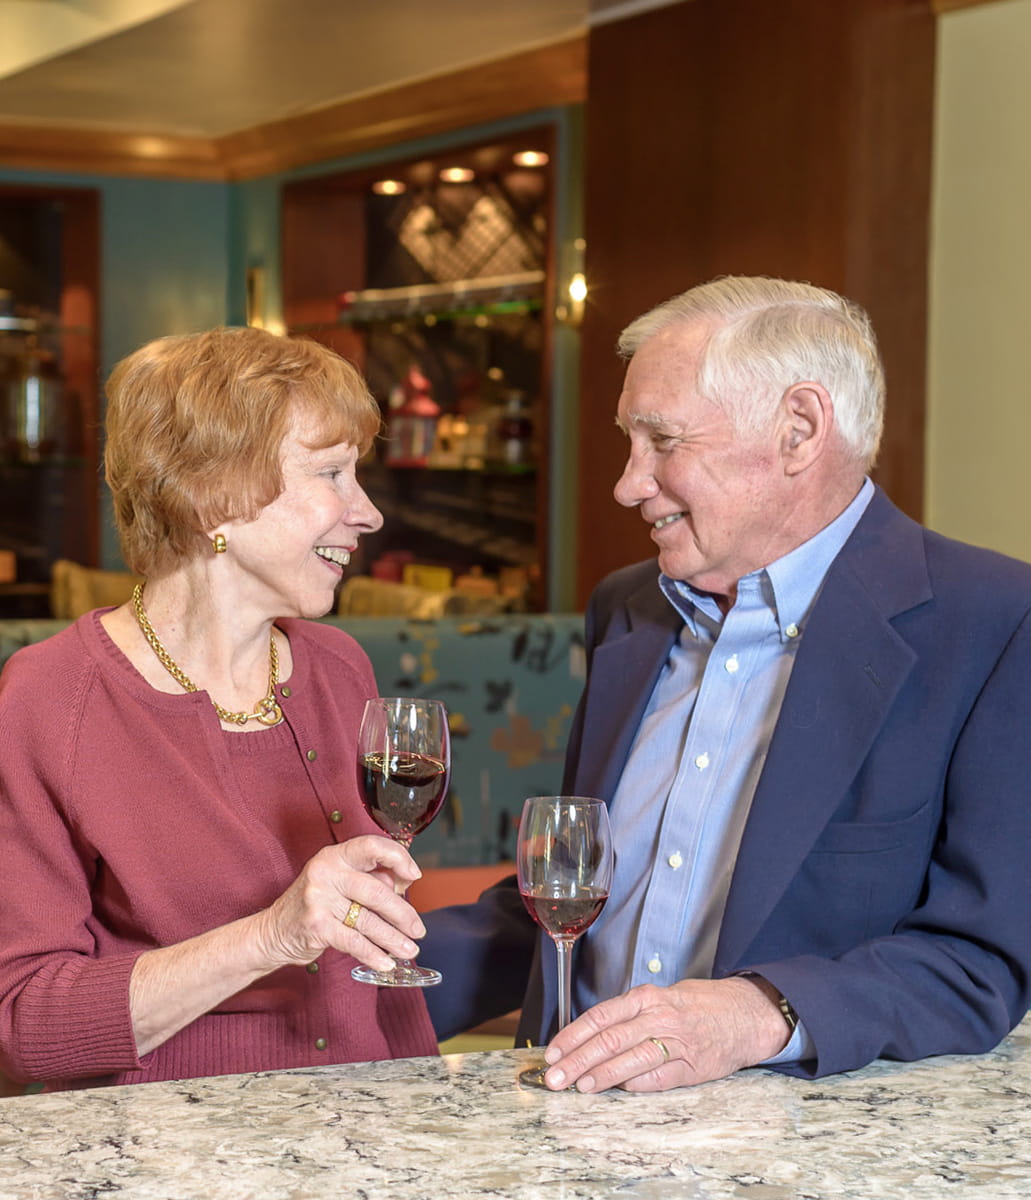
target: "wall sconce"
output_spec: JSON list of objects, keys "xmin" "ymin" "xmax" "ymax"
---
[
  {"xmin": 245, "ymin": 266, "xmax": 265, "ymax": 329},
  {"xmin": 555, "ymin": 238, "xmax": 587, "ymax": 327}
]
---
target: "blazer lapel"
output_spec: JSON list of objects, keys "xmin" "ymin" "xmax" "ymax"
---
[
  {"xmin": 572, "ymin": 577, "xmax": 681, "ymax": 803},
  {"xmin": 715, "ymin": 491, "xmax": 933, "ymax": 971}
]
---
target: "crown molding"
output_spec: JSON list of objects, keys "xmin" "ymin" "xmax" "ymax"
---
[
  {"xmin": 932, "ymin": 0, "xmax": 1013, "ymax": 12},
  {"xmin": 0, "ymin": 36, "xmax": 586, "ymax": 183},
  {"xmin": 0, "ymin": 124, "xmax": 226, "ymax": 181}
]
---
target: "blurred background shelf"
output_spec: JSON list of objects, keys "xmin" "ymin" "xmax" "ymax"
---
[
  {"xmin": 283, "ymin": 127, "xmax": 554, "ymax": 608},
  {"xmin": 0, "ymin": 184, "xmax": 101, "ymax": 617}
]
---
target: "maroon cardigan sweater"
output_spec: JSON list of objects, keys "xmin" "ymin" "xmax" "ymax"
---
[{"xmin": 0, "ymin": 612, "xmax": 438, "ymax": 1089}]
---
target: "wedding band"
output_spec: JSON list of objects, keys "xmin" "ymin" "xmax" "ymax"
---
[
  {"xmin": 649, "ymin": 1036, "xmax": 671, "ymax": 1063},
  {"xmin": 343, "ymin": 900, "xmax": 363, "ymax": 929}
]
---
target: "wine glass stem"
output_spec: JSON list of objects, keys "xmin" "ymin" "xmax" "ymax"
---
[
  {"xmin": 555, "ymin": 937, "xmax": 575, "ymax": 1031},
  {"xmin": 395, "ymin": 835, "xmax": 416, "ymax": 970}
]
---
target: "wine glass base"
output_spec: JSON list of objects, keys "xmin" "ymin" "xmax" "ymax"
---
[
  {"xmin": 517, "ymin": 1064, "xmax": 551, "ymax": 1089},
  {"xmin": 518, "ymin": 1064, "xmax": 581, "ymax": 1092},
  {"xmin": 351, "ymin": 962, "xmax": 442, "ymax": 988}
]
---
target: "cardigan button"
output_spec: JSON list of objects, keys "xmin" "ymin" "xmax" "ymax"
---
[
  {"xmin": 314, "ymin": 1037, "xmax": 328, "ymax": 1051},
  {"xmin": 329, "ymin": 810, "xmax": 342, "ymax": 823},
  {"xmin": 306, "ymin": 962, "xmax": 320, "ymax": 974},
  {"xmin": 306, "ymin": 749, "xmax": 318, "ymax": 761}
]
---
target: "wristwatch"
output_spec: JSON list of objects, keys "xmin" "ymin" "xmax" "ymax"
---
[
  {"xmin": 735, "ymin": 971, "xmax": 798, "ymax": 1034},
  {"xmin": 776, "ymin": 992, "xmax": 799, "ymax": 1034}
]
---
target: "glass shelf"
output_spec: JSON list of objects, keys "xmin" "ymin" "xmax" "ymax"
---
[
  {"xmin": 336, "ymin": 271, "xmax": 545, "ymax": 324},
  {"xmin": 0, "ymin": 317, "xmax": 93, "ymax": 336}
]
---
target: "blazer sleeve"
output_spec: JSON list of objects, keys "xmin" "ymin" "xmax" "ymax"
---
[
  {"xmin": 419, "ymin": 875, "xmax": 535, "ymax": 1041},
  {"xmin": 750, "ymin": 607, "xmax": 1031, "ymax": 1078}
]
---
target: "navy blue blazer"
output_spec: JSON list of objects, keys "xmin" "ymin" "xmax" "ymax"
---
[{"xmin": 425, "ymin": 488, "xmax": 1031, "ymax": 1078}]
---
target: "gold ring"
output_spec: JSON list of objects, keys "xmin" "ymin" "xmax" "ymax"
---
[
  {"xmin": 343, "ymin": 900, "xmax": 363, "ymax": 929},
  {"xmin": 648, "ymin": 1036, "xmax": 671, "ymax": 1063}
]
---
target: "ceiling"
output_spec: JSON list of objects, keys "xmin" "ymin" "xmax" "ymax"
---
[{"xmin": 0, "ymin": 0, "xmax": 679, "ymax": 140}]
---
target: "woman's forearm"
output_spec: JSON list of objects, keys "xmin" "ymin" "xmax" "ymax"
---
[{"xmin": 129, "ymin": 909, "xmax": 281, "ymax": 1057}]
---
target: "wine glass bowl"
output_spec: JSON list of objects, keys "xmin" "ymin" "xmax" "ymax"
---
[
  {"xmin": 516, "ymin": 796, "xmax": 613, "ymax": 1088},
  {"xmin": 352, "ymin": 696, "xmax": 450, "ymax": 988}
]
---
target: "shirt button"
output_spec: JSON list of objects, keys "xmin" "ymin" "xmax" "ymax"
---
[
  {"xmin": 725, "ymin": 655, "xmax": 739, "ymax": 674},
  {"xmin": 281, "ymin": 686, "xmax": 292, "ymax": 698},
  {"xmin": 647, "ymin": 957, "xmax": 662, "ymax": 974},
  {"xmin": 314, "ymin": 1037, "xmax": 328, "ymax": 1051},
  {"xmin": 329, "ymin": 810, "xmax": 342, "ymax": 823},
  {"xmin": 306, "ymin": 749, "xmax": 318, "ymax": 761},
  {"xmin": 668, "ymin": 851, "xmax": 683, "ymax": 870},
  {"xmin": 306, "ymin": 962, "xmax": 320, "ymax": 974},
  {"xmin": 785, "ymin": 623, "xmax": 800, "ymax": 639},
  {"xmin": 694, "ymin": 752, "xmax": 710, "ymax": 770}
]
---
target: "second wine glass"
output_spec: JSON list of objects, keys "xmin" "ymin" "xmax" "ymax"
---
[
  {"xmin": 352, "ymin": 696, "xmax": 450, "ymax": 988},
  {"xmin": 516, "ymin": 795, "xmax": 613, "ymax": 1088}
]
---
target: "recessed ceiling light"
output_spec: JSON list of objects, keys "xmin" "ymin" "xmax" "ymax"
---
[
  {"xmin": 439, "ymin": 167, "xmax": 475, "ymax": 183},
  {"xmin": 513, "ymin": 151, "xmax": 549, "ymax": 168},
  {"xmin": 372, "ymin": 179, "xmax": 406, "ymax": 195}
]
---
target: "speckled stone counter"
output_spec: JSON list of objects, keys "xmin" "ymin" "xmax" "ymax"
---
[{"xmin": 4, "ymin": 1018, "xmax": 1031, "ymax": 1199}]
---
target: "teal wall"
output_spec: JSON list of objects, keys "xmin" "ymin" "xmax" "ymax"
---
[{"xmin": 1, "ymin": 105, "xmax": 582, "ymax": 602}]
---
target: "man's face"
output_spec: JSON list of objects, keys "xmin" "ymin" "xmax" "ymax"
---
[{"xmin": 614, "ymin": 321, "xmax": 792, "ymax": 605}]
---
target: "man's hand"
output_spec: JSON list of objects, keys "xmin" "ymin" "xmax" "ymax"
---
[{"xmin": 540, "ymin": 975, "xmax": 791, "ymax": 1093}]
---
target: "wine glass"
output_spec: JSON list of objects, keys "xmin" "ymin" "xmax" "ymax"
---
[
  {"xmin": 516, "ymin": 795, "xmax": 613, "ymax": 1088},
  {"xmin": 352, "ymin": 696, "xmax": 450, "ymax": 987}
]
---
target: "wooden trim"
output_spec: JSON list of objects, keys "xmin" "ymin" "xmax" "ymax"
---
[
  {"xmin": 0, "ymin": 124, "xmax": 226, "ymax": 181},
  {"xmin": 58, "ymin": 188, "xmax": 102, "ymax": 567},
  {"xmin": 932, "ymin": 0, "xmax": 1014, "ymax": 12},
  {"xmin": 0, "ymin": 37, "xmax": 586, "ymax": 182},
  {"xmin": 217, "ymin": 37, "xmax": 586, "ymax": 181}
]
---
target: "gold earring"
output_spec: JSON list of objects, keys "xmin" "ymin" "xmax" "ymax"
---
[{"xmin": 212, "ymin": 533, "xmax": 227, "ymax": 554}]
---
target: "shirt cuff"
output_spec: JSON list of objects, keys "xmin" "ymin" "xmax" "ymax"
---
[{"xmin": 760, "ymin": 1018, "xmax": 815, "ymax": 1066}]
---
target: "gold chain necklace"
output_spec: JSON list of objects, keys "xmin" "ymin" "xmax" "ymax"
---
[{"xmin": 131, "ymin": 583, "xmax": 283, "ymax": 727}]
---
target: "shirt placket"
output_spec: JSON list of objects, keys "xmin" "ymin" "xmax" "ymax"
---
[{"xmin": 632, "ymin": 583, "xmax": 772, "ymax": 985}]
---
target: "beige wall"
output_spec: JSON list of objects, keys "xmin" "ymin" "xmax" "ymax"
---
[{"xmin": 928, "ymin": 0, "xmax": 1031, "ymax": 561}]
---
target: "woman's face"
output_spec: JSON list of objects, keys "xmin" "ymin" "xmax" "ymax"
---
[{"xmin": 224, "ymin": 407, "xmax": 383, "ymax": 619}]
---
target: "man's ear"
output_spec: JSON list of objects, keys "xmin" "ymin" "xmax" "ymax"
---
[{"xmin": 780, "ymin": 382, "xmax": 832, "ymax": 475}]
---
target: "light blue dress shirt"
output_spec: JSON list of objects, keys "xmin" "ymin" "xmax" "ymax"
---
[{"xmin": 574, "ymin": 479, "xmax": 874, "ymax": 1064}]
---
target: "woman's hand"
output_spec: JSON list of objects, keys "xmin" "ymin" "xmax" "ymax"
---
[{"xmin": 256, "ymin": 836, "xmax": 426, "ymax": 975}]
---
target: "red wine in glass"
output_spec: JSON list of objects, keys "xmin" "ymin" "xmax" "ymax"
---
[
  {"xmin": 520, "ymin": 887, "xmax": 609, "ymax": 940},
  {"xmin": 352, "ymin": 697, "xmax": 450, "ymax": 988},
  {"xmin": 360, "ymin": 750, "xmax": 448, "ymax": 843},
  {"xmin": 516, "ymin": 796, "xmax": 613, "ymax": 1088}
]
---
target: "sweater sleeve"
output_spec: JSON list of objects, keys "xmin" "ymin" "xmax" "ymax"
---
[{"xmin": 0, "ymin": 636, "xmax": 144, "ymax": 1084}]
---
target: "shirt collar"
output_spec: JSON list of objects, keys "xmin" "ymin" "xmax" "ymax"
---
[{"xmin": 660, "ymin": 477, "xmax": 875, "ymax": 641}]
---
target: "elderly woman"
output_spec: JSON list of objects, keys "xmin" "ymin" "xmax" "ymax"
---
[{"xmin": 0, "ymin": 327, "xmax": 439, "ymax": 1091}]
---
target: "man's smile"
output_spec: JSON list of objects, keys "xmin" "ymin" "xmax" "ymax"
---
[{"xmin": 653, "ymin": 512, "xmax": 684, "ymax": 530}]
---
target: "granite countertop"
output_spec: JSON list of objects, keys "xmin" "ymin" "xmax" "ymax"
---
[{"xmin": 3, "ymin": 1017, "xmax": 1031, "ymax": 1200}]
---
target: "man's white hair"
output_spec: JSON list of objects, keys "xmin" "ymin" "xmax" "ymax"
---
[{"xmin": 617, "ymin": 276, "xmax": 885, "ymax": 468}]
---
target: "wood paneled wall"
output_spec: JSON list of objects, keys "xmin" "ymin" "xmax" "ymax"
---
[{"xmin": 575, "ymin": 0, "xmax": 936, "ymax": 606}]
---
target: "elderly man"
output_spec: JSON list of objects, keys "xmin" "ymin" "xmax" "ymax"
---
[{"xmin": 426, "ymin": 275, "xmax": 1031, "ymax": 1093}]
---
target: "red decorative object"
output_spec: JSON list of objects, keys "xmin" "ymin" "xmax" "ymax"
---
[{"xmin": 386, "ymin": 366, "xmax": 440, "ymax": 467}]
